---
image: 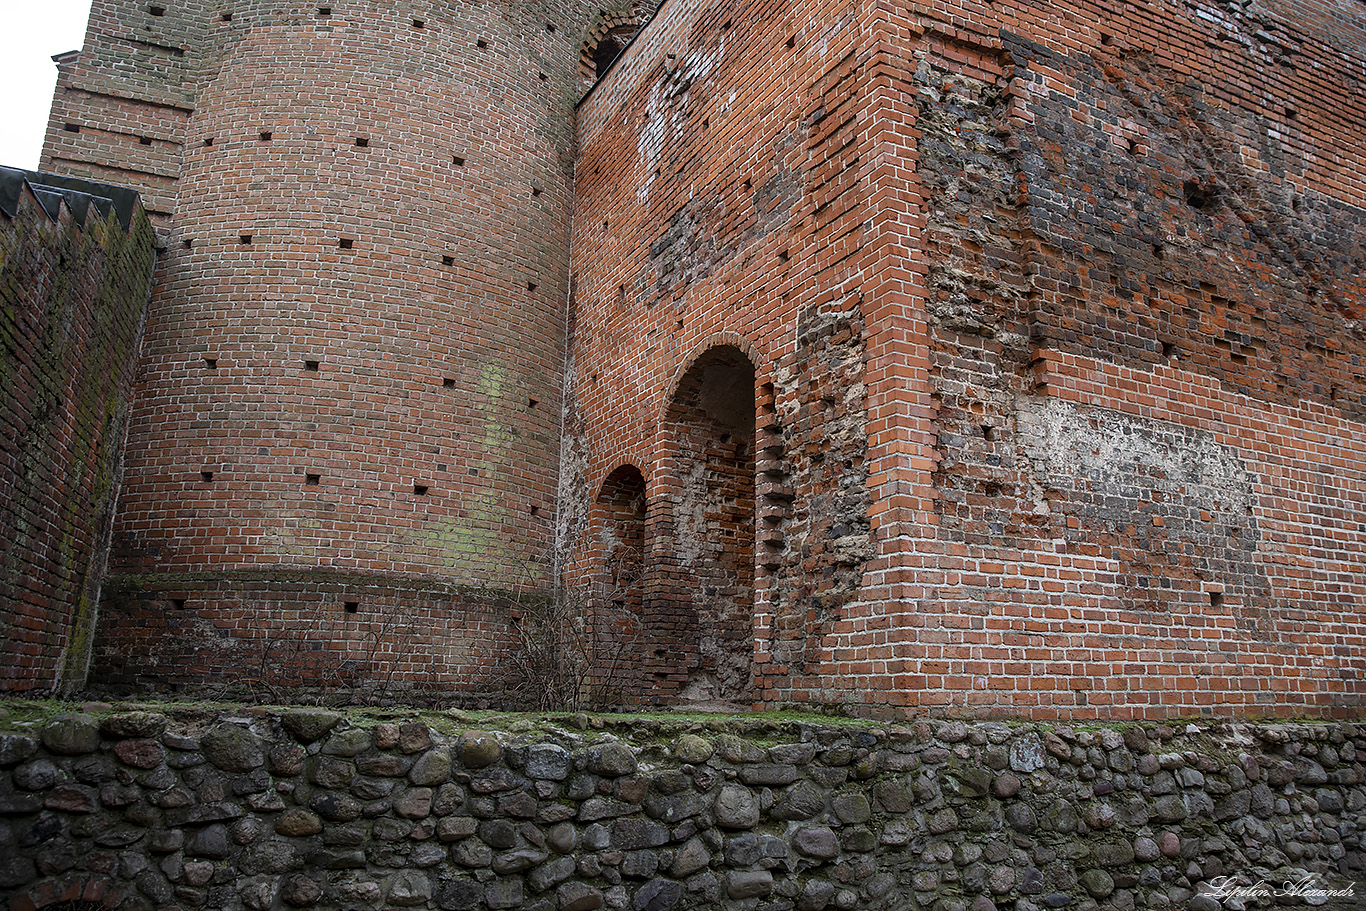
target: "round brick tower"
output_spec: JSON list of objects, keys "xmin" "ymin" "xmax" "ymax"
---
[{"xmin": 80, "ymin": 0, "xmax": 628, "ymax": 698}]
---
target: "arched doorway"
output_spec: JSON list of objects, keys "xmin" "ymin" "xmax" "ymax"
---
[
  {"xmin": 650, "ymin": 346, "xmax": 756, "ymax": 706},
  {"xmin": 584, "ymin": 465, "xmax": 647, "ymax": 705}
]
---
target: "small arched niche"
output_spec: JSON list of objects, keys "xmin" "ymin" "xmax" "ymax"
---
[
  {"xmin": 579, "ymin": 5, "xmax": 655, "ymax": 86},
  {"xmin": 583, "ymin": 464, "xmax": 647, "ymax": 704}
]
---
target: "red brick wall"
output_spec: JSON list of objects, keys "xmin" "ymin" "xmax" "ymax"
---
[
  {"xmin": 38, "ymin": 0, "xmax": 1365, "ymax": 713},
  {"xmin": 0, "ymin": 178, "xmax": 155, "ymax": 694},
  {"xmin": 570, "ymin": 0, "xmax": 1365, "ymax": 718},
  {"xmin": 89, "ymin": 575, "xmax": 518, "ymax": 702},
  {"xmin": 568, "ymin": 0, "xmax": 876, "ymax": 707},
  {"xmin": 576, "ymin": 464, "xmax": 647, "ymax": 703},
  {"xmin": 40, "ymin": 0, "xmax": 210, "ymax": 227},
  {"xmin": 44, "ymin": 0, "xmax": 639, "ymax": 696}
]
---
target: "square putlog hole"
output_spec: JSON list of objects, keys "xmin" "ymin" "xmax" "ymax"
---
[{"xmin": 305, "ymin": 473, "xmax": 321, "ymax": 486}]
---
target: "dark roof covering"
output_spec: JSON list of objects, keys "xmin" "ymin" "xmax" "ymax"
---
[{"xmin": 0, "ymin": 166, "xmax": 141, "ymax": 231}]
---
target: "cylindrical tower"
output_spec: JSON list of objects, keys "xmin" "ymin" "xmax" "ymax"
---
[{"xmin": 54, "ymin": 0, "xmax": 616, "ymax": 699}]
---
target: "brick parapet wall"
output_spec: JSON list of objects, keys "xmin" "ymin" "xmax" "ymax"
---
[
  {"xmin": 0, "ymin": 178, "xmax": 156, "ymax": 695},
  {"xmin": 40, "ymin": 0, "xmax": 212, "ymax": 225}
]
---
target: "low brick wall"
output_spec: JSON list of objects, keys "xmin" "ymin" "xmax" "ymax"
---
[{"xmin": 0, "ymin": 708, "xmax": 1360, "ymax": 911}]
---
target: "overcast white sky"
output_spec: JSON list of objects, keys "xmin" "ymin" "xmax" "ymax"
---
[{"xmin": 0, "ymin": 2, "xmax": 95, "ymax": 170}]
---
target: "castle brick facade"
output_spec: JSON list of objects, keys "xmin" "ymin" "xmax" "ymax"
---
[{"xmin": 6, "ymin": 0, "xmax": 1363, "ymax": 716}]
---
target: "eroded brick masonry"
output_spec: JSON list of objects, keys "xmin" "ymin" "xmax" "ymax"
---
[
  {"xmin": 5, "ymin": 0, "xmax": 1363, "ymax": 716},
  {"xmin": 0, "ymin": 169, "xmax": 155, "ymax": 695}
]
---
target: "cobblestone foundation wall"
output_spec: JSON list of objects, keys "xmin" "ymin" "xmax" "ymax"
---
[{"xmin": 0, "ymin": 708, "xmax": 1361, "ymax": 911}]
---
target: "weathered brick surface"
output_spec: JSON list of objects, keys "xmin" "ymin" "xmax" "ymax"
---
[
  {"xmin": 0, "ymin": 177, "xmax": 155, "ymax": 694},
  {"xmin": 89, "ymin": 575, "xmax": 519, "ymax": 702},
  {"xmin": 37, "ymin": 0, "xmax": 661, "ymax": 696},
  {"xmin": 32, "ymin": 0, "xmax": 1366, "ymax": 714},
  {"xmin": 569, "ymin": 0, "xmax": 1365, "ymax": 718}
]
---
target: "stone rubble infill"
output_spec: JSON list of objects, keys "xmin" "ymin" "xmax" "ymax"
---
[{"xmin": 0, "ymin": 709, "xmax": 1361, "ymax": 911}]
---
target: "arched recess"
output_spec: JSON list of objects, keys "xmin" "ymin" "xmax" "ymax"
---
[
  {"xmin": 647, "ymin": 345, "xmax": 757, "ymax": 706},
  {"xmin": 578, "ymin": 3, "xmax": 656, "ymax": 85},
  {"xmin": 582, "ymin": 464, "xmax": 647, "ymax": 705}
]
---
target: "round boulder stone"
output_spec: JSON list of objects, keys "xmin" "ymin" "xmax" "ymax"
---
[
  {"xmin": 322, "ymin": 727, "xmax": 372, "ymax": 757},
  {"xmin": 547, "ymin": 823, "xmax": 577, "ymax": 854},
  {"xmin": 714, "ymin": 784, "xmax": 759, "ymax": 829},
  {"xmin": 280, "ymin": 873, "xmax": 323, "ymax": 907},
  {"xmin": 276, "ymin": 809, "xmax": 323, "ymax": 837},
  {"xmin": 409, "ymin": 748, "xmax": 452, "ymax": 787},
  {"xmin": 1080, "ymin": 870, "xmax": 1115, "ymax": 898},
  {"xmin": 793, "ymin": 826, "xmax": 840, "ymax": 860},
  {"xmin": 590, "ymin": 742, "xmax": 637, "ymax": 777},
  {"xmin": 114, "ymin": 738, "xmax": 165, "ymax": 770},
  {"xmin": 398, "ymin": 723, "xmax": 433, "ymax": 754},
  {"xmin": 100, "ymin": 712, "xmax": 168, "ymax": 739},
  {"xmin": 281, "ymin": 710, "xmax": 341, "ymax": 744},
  {"xmin": 41, "ymin": 714, "xmax": 100, "ymax": 755},
  {"xmin": 831, "ymin": 792, "xmax": 871, "ymax": 825},
  {"xmin": 726, "ymin": 871, "xmax": 774, "ymax": 900},
  {"xmin": 14, "ymin": 758, "xmax": 63, "ymax": 790},
  {"xmin": 388, "ymin": 871, "xmax": 433, "ymax": 906},
  {"xmin": 202, "ymin": 724, "xmax": 264, "ymax": 772},
  {"xmin": 633, "ymin": 878, "xmax": 683, "ymax": 911},
  {"xmin": 459, "ymin": 733, "xmax": 502, "ymax": 769},
  {"xmin": 675, "ymin": 735, "xmax": 712, "ymax": 764},
  {"xmin": 558, "ymin": 881, "xmax": 605, "ymax": 911},
  {"xmin": 527, "ymin": 744, "xmax": 573, "ymax": 781},
  {"xmin": 0, "ymin": 734, "xmax": 39, "ymax": 767}
]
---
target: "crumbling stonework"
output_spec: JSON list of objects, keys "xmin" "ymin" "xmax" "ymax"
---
[
  {"xmin": 0, "ymin": 707, "xmax": 1361, "ymax": 911},
  {"xmin": 569, "ymin": 0, "xmax": 1364, "ymax": 718}
]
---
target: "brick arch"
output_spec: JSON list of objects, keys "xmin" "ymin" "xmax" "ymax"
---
[
  {"xmin": 656, "ymin": 332, "xmax": 766, "ymax": 428},
  {"xmin": 578, "ymin": 2, "xmax": 657, "ymax": 83},
  {"xmin": 591, "ymin": 459, "xmax": 649, "ymax": 500}
]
